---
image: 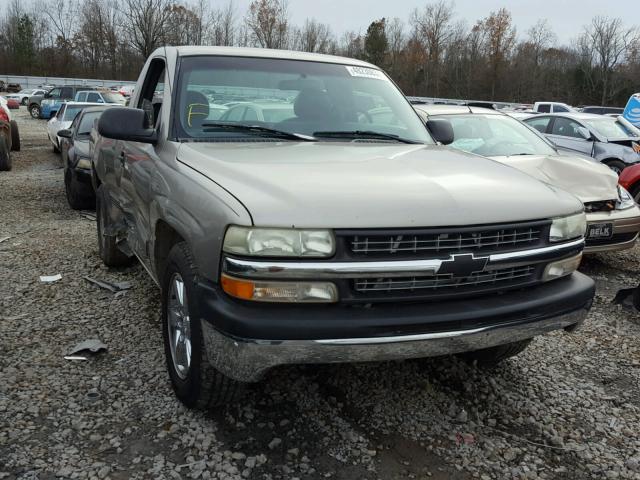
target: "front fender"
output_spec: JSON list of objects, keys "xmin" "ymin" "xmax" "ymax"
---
[{"xmin": 148, "ymin": 159, "xmax": 252, "ymax": 283}]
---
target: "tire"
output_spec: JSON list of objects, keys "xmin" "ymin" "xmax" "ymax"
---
[
  {"xmin": 458, "ymin": 339, "xmax": 531, "ymax": 368},
  {"xmin": 9, "ymin": 120, "xmax": 19, "ymax": 152},
  {"xmin": 21, "ymin": 97, "xmax": 28, "ymax": 106},
  {"xmin": 53, "ymin": 141, "xmax": 60, "ymax": 154},
  {"xmin": 29, "ymin": 104, "xmax": 40, "ymax": 119},
  {"xmin": 95, "ymin": 185, "xmax": 131, "ymax": 267},
  {"xmin": 65, "ymin": 168, "xmax": 95, "ymax": 210},
  {"xmin": 0, "ymin": 135, "xmax": 11, "ymax": 171},
  {"xmin": 162, "ymin": 242, "xmax": 245, "ymax": 409},
  {"xmin": 603, "ymin": 159, "xmax": 627, "ymax": 175},
  {"xmin": 630, "ymin": 183, "xmax": 640, "ymax": 204}
]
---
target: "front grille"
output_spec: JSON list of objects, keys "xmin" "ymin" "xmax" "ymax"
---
[
  {"xmin": 345, "ymin": 223, "xmax": 547, "ymax": 258},
  {"xmin": 353, "ymin": 265, "xmax": 536, "ymax": 296}
]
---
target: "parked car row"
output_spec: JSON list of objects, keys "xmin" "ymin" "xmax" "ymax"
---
[{"xmin": 16, "ymin": 47, "xmax": 639, "ymax": 410}]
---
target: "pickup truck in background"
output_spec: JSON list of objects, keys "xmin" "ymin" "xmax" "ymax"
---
[
  {"xmin": 28, "ymin": 85, "xmax": 97, "ymax": 119},
  {"xmin": 74, "ymin": 90, "xmax": 127, "ymax": 105},
  {"xmin": 533, "ymin": 102, "xmax": 576, "ymax": 114},
  {"xmin": 92, "ymin": 46, "xmax": 595, "ymax": 409}
]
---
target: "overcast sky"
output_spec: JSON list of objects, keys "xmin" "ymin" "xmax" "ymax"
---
[{"xmin": 234, "ymin": 0, "xmax": 635, "ymax": 45}]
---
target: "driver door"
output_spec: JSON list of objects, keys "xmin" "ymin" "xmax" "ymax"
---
[
  {"xmin": 546, "ymin": 117, "xmax": 594, "ymax": 156},
  {"xmin": 116, "ymin": 58, "xmax": 166, "ymax": 262}
]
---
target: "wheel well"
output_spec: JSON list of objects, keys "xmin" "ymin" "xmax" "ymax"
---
[
  {"xmin": 154, "ymin": 221, "xmax": 185, "ymax": 281},
  {"xmin": 602, "ymin": 158, "xmax": 624, "ymax": 165}
]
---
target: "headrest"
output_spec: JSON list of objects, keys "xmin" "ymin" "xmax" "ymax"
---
[{"xmin": 293, "ymin": 88, "xmax": 334, "ymax": 121}]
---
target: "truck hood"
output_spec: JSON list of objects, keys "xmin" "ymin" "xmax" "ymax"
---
[
  {"xmin": 178, "ymin": 142, "xmax": 583, "ymax": 228},
  {"xmin": 490, "ymin": 154, "xmax": 618, "ymax": 204}
]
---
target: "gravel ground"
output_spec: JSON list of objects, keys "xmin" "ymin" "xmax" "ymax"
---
[{"xmin": 1, "ymin": 108, "xmax": 640, "ymax": 480}]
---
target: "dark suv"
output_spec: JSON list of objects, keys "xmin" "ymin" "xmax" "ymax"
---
[{"xmin": 28, "ymin": 85, "xmax": 97, "ymax": 119}]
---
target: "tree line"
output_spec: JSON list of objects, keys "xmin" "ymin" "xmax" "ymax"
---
[{"xmin": 1, "ymin": 0, "xmax": 639, "ymax": 106}]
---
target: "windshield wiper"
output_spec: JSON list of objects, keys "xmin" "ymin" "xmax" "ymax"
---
[
  {"xmin": 201, "ymin": 123, "xmax": 316, "ymax": 141},
  {"xmin": 313, "ymin": 130, "xmax": 420, "ymax": 144}
]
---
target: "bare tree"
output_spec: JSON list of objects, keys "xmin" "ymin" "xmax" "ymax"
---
[
  {"xmin": 210, "ymin": 1, "xmax": 236, "ymax": 46},
  {"xmin": 411, "ymin": 0, "xmax": 455, "ymax": 96},
  {"xmin": 479, "ymin": 8, "xmax": 516, "ymax": 99},
  {"xmin": 293, "ymin": 19, "xmax": 333, "ymax": 53},
  {"xmin": 124, "ymin": 0, "xmax": 172, "ymax": 59},
  {"xmin": 41, "ymin": 0, "xmax": 78, "ymax": 44},
  {"xmin": 582, "ymin": 16, "xmax": 637, "ymax": 104},
  {"xmin": 244, "ymin": 0, "xmax": 289, "ymax": 49}
]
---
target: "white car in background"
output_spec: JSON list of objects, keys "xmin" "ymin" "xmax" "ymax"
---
[
  {"xmin": 47, "ymin": 102, "xmax": 103, "ymax": 153},
  {"xmin": 5, "ymin": 88, "xmax": 47, "ymax": 106}
]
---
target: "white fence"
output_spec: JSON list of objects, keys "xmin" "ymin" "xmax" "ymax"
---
[{"xmin": 0, "ymin": 74, "xmax": 135, "ymax": 90}]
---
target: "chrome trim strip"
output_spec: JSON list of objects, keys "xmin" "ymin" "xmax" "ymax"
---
[
  {"xmin": 223, "ymin": 257, "xmax": 442, "ymax": 279},
  {"xmin": 488, "ymin": 237, "xmax": 584, "ymax": 262},
  {"xmin": 223, "ymin": 237, "xmax": 585, "ymax": 279},
  {"xmin": 202, "ymin": 307, "xmax": 589, "ymax": 382}
]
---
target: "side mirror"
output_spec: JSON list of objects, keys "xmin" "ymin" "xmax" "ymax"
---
[
  {"xmin": 577, "ymin": 127, "xmax": 592, "ymax": 140},
  {"xmin": 426, "ymin": 118, "xmax": 454, "ymax": 145},
  {"xmin": 58, "ymin": 129, "xmax": 72, "ymax": 138},
  {"xmin": 44, "ymin": 92, "xmax": 51, "ymax": 98},
  {"xmin": 97, "ymin": 107, "xmax": 157, "ymax": 144}
]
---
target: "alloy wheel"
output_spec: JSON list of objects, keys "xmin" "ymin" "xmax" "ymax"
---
[{"xmin": 167, "ymin": 273, "xmax": 192, "ymax": 380}]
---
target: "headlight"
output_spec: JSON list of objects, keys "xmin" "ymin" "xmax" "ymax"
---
[
  {"xmin": 616, "ymin": 185, "xmax": 635, "ymax": 210},
  {"xmin": 223, "ymin": 226, "xmax": 335, "ymax": 257},
  {"xmin": 76, "ymin": 157, "xmax": 91, "ymax": 169},
  {"xmin": 543, "ymin": 253, "xmax": 583, "ymax": 281},
  {"xmin": 549, "ymin": 213, "xmax": 586, "ymax": 242},
  {"xmin": 41, "ymin": 99, "xmax": 52, "ymax": 106}
]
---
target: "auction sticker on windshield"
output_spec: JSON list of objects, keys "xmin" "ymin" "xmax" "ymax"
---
[{"xmin": 345, "ymin": 66, "xmax": 388, "ymax": 81}]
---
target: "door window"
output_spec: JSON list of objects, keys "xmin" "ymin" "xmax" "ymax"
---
[
  {"xmin": 525, "ymin": 116, "xmax": 551, "ymax": 133},
  {"xmin": 56, "ymin": 105, "xmax": 65, "ymax": 119},
  {"xmin": 87, "ymin": 92, "xmax": 102, "ymax": 102},
  {"xmin": 47, "ymin": 88, "xmax": 62, "ymax": 99},
  {"xmin": 137, "ymin": 58, "xmax": 165, "ymax": 128},
  {"xmin": 537, "ymin": 104, "xmax": 551, "ymax": 113},
  {"xmin": 76, "ymin": 92, "xmax": 87, "ymax": 102},
  {"xmin": 61, "ymin": 87, "xmax": 73, "ymax": 99},
  {"xmin": 550, "ymin": 118, "xmax": 586, "ymax": 139},
  {"xmin": 554, "ymin": 105, "xmax": 570, "ymax": 112}
]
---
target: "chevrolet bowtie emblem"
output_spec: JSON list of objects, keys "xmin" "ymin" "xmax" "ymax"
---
[{"xmin": 438, "ymin": 253, "xmax": 489, "ymax": 278}]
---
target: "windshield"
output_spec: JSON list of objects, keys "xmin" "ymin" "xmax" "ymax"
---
[
  {"xmin": 63, "ymin": 105, "xmax": 89, "ymax": 121},
  {"xmin": 440, "ymin": 113, "xmax": 557, "ymax": 156},
  {"xmin": 582, "ymin": 117, "xmax": 640, "ymax": 139},
  {"xmin": 175, "ymin": 56, "xmax": 432, "ymax": 143},
  {"xmin": 102, "ymin": 92, "xmax": 126, "ymax": 104},
  {"xmin": 77, "ymin": 111, "xmax": 103, "ymax": 135}
]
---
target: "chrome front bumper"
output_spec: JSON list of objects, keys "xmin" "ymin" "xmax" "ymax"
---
[
  {"xmin": 585, "ymin": 206, "xmax": 640, "ymax": 253},
  {"xmin": 201, "ymin": 307, "xmax": 589, "ymax": 382}
]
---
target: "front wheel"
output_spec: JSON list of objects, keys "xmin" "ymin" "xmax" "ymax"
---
[
  {"xmin": 458, "ymin": 339, "xmax": 531, "ymax": 368},
  {"xmin": 10, "ymin": 120, "xmax": 20, "ymax": 152},
  {"xmin": 604, "ymin": 159, "xmax": 626, "ymax": 175},
  {"xmin": 162, "ymin": 242, "xmax": 245, "ymax": 409},
  {"xmin": 29, "ymin": 104, "xmax": 40, "ymax": 119},
  {"xmin": 629, "ymin": 183, "xmax": 640, "ymax": 204},
  {"xmin": 0, "ymin": 135, "xmax": 11, "ymax": 171},
  {"xmin": 65, "ymin": 168, "xmax": 95, "ymax": 210}
]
